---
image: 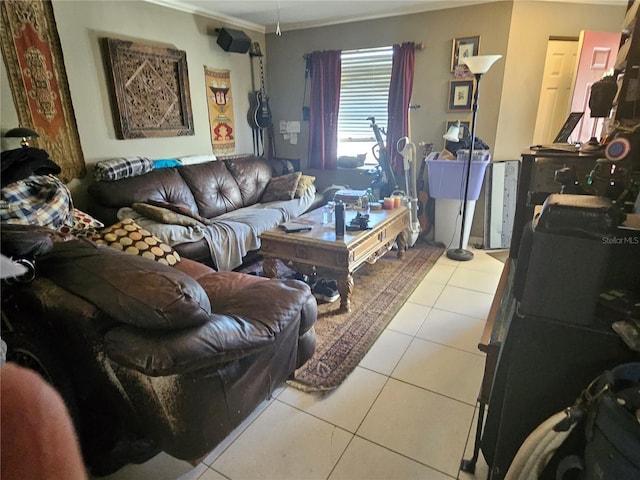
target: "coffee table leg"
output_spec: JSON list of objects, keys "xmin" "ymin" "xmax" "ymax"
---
[
  {"xmin": 263, "ymin": 257, "xmax": 278, "ymax": 278},
  {"xmin": 337, "ymin": 273, "xmax": 354, "ymax": 313},
  {"xmin": 396, "ymin": 230, "xmax": 408, "ymax": 258}
]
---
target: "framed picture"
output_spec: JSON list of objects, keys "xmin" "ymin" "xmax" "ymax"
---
[
  {"xmin": 448, "ymin": 79, "xmax": 474, "ymax": 111},
  {"xmin": 104, "ymin": 38, "xmax": 194, "ymax": 139},
  {"xmin": 451, "ymin": 36, "xmax": 480, "ymax": 72},
  {"xmin": 446, "ymin": 120, "xmax": 471, "ymax": 137}
]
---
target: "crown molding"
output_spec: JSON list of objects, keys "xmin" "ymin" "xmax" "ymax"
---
[{"xmin": 142, "ymin": 0, "xmax": 266, "ymax": 34}]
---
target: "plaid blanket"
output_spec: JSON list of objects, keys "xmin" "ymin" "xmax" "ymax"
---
[
  {"xmin": 1, "ymin": 174, "xmax": 74, "ymax": 229},
  {"xmin": 94, "ymin": 156, "xmax": 154, "ymax": 181}
]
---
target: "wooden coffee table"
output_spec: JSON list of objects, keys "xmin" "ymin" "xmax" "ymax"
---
[{"xmin": 259, "ymin": 206, "xmax": 410, "ymax": 312}]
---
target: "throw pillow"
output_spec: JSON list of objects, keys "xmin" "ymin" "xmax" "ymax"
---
[
  {"xmin": 93, "ymin": 218, "xmax": 180, "ymax": 266},
  {"xmin": 94, "ymin": 156, "xmax": 154, "ymax": 181},
  {"xmin": 146, "ymin": 199, "xmax": 211, "ymax": 224},
  {"xmin": 131, "ymin": 202, "xmax": 205, "ymax": 227},
  {"xmin": 295, "ymin": 175, "xmax": 316, "ymax": 198},
  {"xmin": 58, "ymin": 208, "xmax": 104, "ymax": 238},
  {"xmin": 262, "ymin": 171, "xmax": 302, "ymax": 202}
]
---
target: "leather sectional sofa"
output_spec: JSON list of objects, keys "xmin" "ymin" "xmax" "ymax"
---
[
  {"xmin": 88, "ymin": 155, "xmax": 322, "ymax": 270},
  {"xmin": 1, "ymin": 226, "xmax": 317, "ymax": 475}
]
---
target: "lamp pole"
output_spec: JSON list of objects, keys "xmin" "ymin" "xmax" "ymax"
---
[
  {"xmin": 446, "ymin": 55, "xmax": 501, "ymax": 262},
  {"xmin": 446, "ymin": 73, "xmax": 482, "ymax": 261}
]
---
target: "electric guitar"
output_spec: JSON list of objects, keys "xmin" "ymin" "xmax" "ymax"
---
[{"xmin": 249, "ymin": 43, "xmax": 272, "ymax": 130}]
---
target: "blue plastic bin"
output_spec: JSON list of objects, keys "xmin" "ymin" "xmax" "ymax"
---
[{"xmin": 426, "ymin": 152, "xmax": 490, "ymax": 200}]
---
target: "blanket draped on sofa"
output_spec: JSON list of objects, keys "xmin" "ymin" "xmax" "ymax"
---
[{"xmin": 119, "ymin": 192, "xmax": 313, "ymax": 271}]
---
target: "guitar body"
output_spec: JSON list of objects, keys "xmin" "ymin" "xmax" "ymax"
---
[
  {"xmin": 248, "ymin": 91, "xmax": 260, "ymax": 129},
  {"xmin": 253, "ymin": 91, "xmax": 272, "ymax": 129}
]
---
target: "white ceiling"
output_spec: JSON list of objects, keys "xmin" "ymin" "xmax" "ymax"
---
[
  {"xmin": 143, "ymin": 0, "xmax": 492, "ymax": 33},
  {"xmin": 146, "ymin": 0, "xmax": 627, "ymax": 33}
]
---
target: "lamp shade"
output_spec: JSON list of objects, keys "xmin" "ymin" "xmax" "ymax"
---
[
  {"xmin": 4, "ymin": 127, "xmax": 39, "ymax": 147},
  {"xmin": 444, "ymin": 121, "xmax": 461, "ymax": 142},
  {"xmin": 463, "ymin": 55, "xmax": 502, "ymax": 74},
  {"xmin": 4, "ymin": 127, "xmax": 39, "ymax": 139}
]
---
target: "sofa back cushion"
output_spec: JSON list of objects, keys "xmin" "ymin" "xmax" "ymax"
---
[
  {"xmin": 88, "ymin": 155, "xmax": 274, "ymax": 222},
  {"xmin": 224, "ymin": 157, "xmax": 272, "ymax": 206},
  {"xmin": 88, "ymin": 168, "xmax": 199, "ymax": 214},
  {"xmin": 178, "ymin": 161, "xmax": 243, "ymax": 219}
]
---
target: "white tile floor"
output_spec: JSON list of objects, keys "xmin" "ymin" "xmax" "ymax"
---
[{"xmin": 97, "ymin": 247, "xmax": 504, "ymax": 480}]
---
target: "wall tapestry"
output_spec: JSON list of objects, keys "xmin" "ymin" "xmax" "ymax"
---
[
  {"xmin": 104, "ymin": 37, "xmax": 194, "ymax": 139},
  {"xmin": 0, "ymin": 0, "xmax": 86, "ymax": 182},
  {"xmin": 205, "ymin": 67, "xmax": 235, "ymax": 153}
]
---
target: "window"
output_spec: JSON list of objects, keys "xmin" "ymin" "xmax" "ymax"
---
[{"xmin": 337, "ymin": 46, "xmax": 393, "ymax": 165}]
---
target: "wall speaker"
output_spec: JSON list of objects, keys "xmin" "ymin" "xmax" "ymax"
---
[{"xmin": 216, "ymin": 28, "xmax": 251, "ymax": 54}]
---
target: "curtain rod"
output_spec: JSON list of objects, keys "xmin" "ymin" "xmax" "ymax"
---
[{"xmin": 303, "ymin": 42, "xmax": 424, "ymax": 59}]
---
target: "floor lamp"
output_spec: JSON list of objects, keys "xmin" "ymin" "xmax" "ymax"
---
[{"xmin": 445, "ymin": 55, "xmax": 502, "ymax": 262}]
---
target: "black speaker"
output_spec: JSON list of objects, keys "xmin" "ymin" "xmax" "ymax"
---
[{"xmin": 216, "ymin": 28, "xmax": 251, "ymax": 54}]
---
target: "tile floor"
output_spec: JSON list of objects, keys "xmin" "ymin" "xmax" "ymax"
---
[{"xmin": 97, "ymin": 246, "xmax": 504, "ymax": 480}]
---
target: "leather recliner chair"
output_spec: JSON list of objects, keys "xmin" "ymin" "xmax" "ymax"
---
[{"xmin": 1, "ymin": 226, "xmax": 317, "ymax": 476}]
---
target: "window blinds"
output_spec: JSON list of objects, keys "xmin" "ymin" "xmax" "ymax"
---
[{"xmin": 338, "ymin": 46, "xmax": 393, "ymax": 142}]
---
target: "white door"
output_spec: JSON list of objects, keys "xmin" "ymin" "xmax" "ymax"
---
[
  {"xmin": 570, "ymin": 30, "xmax": 621, "ymax": 143},
  {"xmin": 532, "ymin": 39, "xmax": 579, "ymax": 145}
]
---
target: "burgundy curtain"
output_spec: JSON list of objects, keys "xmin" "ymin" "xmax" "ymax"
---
[
  {"xmin": 308, "ymin": 50, "xmax": 341, "ymax": 170},
  {"xmin": 386, "ymin": 42, "xmax": 415, "ymax": 176}
]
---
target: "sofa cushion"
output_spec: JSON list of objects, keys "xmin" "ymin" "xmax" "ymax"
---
[
  {"xmin": 37, "ymin": 239, "xmax": 211, "ymax": 330},
  {"xmin": 224, "ymin": 157, "xmax": 272, "ymax": 206},
  {"xmin": 295, "ymin": 175, "xmax": 316, "ymax": 198},
  {"xmin": 145, "ymin": 199, "xmax": 211, "ymax": 225},
  {"xmin": 93, "ymin": 218, "xmax": 181, "ymax": 266},
  {"xmin": 179, "ymin": 161, "xmax": 243, "ymax": 218},
  {"xmin": 88, "ymin": 168, "xmax": 200, "ymax": 214},
  {"xmin": 103, "ymin": 276, "xmax": 311, "ymax": 375},
  {"xmin": 131, "ymin": 202, "xmax": 205, "ymax": 227},
  {"xmin": 262, "ymin": 172, "xmax": 302, "ymax": 202}
]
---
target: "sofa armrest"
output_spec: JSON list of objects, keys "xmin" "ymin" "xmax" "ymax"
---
[
  {"xmin": 104, "ymin": 278, "xmax": 315, "ymax": 376},
  {"xmin": 37, "ymin": 240, "xmax": 212, "ymax": 330}
]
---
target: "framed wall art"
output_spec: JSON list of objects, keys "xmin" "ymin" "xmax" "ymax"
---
[
  {"xmin": 448, "ymin": 79, "xmax": 474, "ymax": 112},
  {"xmin": 451, "ymin": 36, "xmax": 480, "ymax": 72},
  {"xmin": 104, "ymin": 38, "xmax": 194, "ymax": 139}
]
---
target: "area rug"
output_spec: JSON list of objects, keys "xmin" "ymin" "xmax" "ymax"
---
[{"xmin": 241, "ymin": 240, "xmax": 444, "ymax": 392}]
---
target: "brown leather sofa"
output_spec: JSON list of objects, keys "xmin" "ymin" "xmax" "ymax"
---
[
  {"xmin": 1, "ymin": 227, "xmax": 317, "ymax": 475},
  {"xmin": 88, "ymin": 155, "xmax": 323, "ymax": 270}
]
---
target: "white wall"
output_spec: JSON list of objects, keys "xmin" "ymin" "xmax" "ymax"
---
[{"xmin": 1, "ymin": 0, "xmax": 265, "ymax": 208}]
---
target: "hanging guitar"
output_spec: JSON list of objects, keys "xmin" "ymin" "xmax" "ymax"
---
[
  {"xmin": 247, "ymin": 43, "xmax": 272, "ymax": 156},
  {"xmin": 250, "ymin": 43, "xmax": 272, "ymax": 130}
]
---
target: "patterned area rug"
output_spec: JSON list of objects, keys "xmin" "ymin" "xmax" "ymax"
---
[{"xmin": 241, "ymin": 240, "xmax": 444, "ymax": 392}]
